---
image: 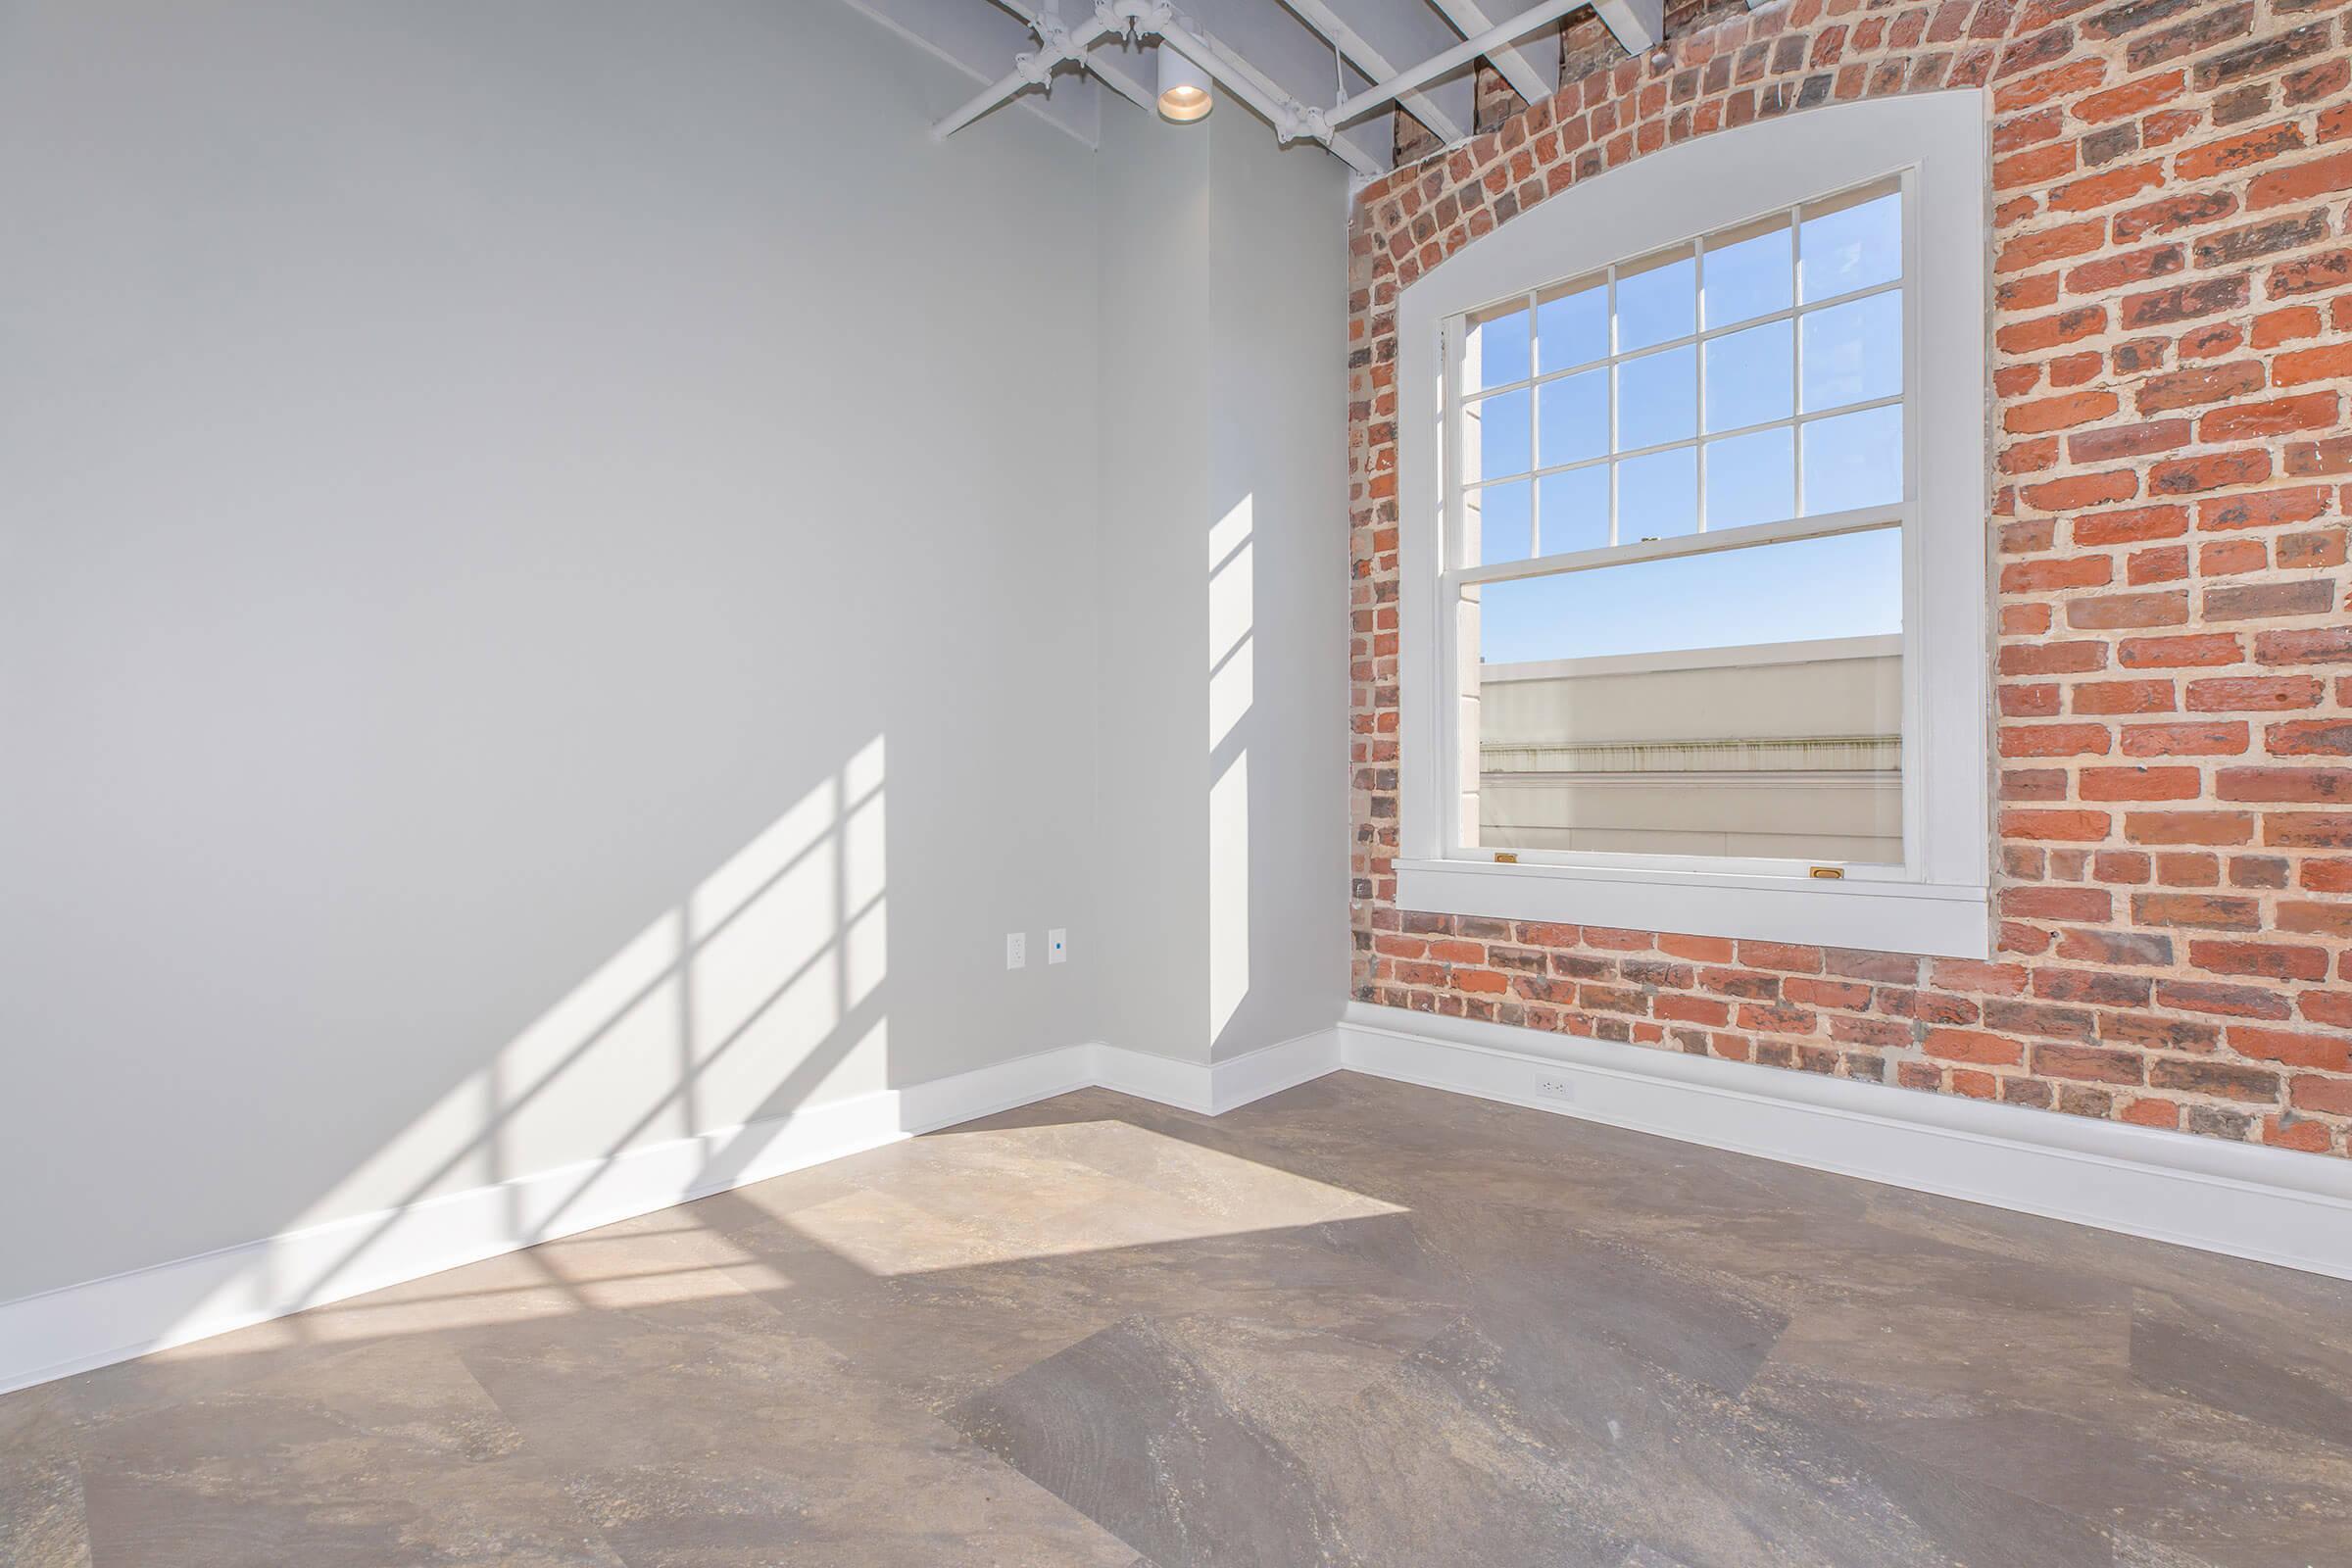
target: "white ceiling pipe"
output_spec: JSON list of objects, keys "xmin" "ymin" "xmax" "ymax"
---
[
  {"xmin": 1281, "ymin": 0, "xmax": 1465, "ymax": 145},
  {"xmin": 931, "ymin": 8, "xmax": 1115, "ymax": 141},
  {"xmin": 986, "ymin": 0, "xmax": 1157, "ymax": 111},
  {"xmin": 1323, "ymin": 0, "xmax": 1586, "ymax": 129}
]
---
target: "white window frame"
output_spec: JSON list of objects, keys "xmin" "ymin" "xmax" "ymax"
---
[{"xmin": 1394, "ymin": 93, "xmax": 1992, "ymax": 959}]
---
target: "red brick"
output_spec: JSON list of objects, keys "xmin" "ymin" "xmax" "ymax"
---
[
  {"xmin": 2119, "ymin": 721, "xmax": 2249, "ymax": 756},
  {"xmin": 2146, "ymin": 1058, "xmax": 2280, "ymax": 1103},
  {"xmin": 2229, "ymin": 1025, "xmax": 2352, "ymax": 1072},
  {"xmin": 2269, "ymin": 718, "xmax": 2352, "ymax": 755},
  {"xmin": 2173, "ymin": 121, "xmax": 2306, "ymax": 181},
  {"xmin": 2002, "ymin": 808, "xmax": 2112, "ymax": 841},
  {"xmin": 1923, "ymin": 1029, "xmax": 2026, "ymax": 1067},
  {"xmin": 2033, "ymin": 1043, "xmax": 2145, "ymax": 1084},
  {"xmin": 2080, "ymin": 765, "xmax": 2199, "ymax": 800},
  {"xmin": 2074, "ymin": 504, "xmax": 2186, "ymax": 545},
  {"xmin": 2273, "ymin": 344, "xmax": 2352, "ymax": 386},
  {"xmin": 2132, "ymin": 892, "xmax": 2262, "ymax": 929},
  {"xmin": 2185, "ymin": 675, "xmax": 2325, "ymax": 710},
  {"xmin": 2125, "ymin": 810, "xmax": 2257, "ymax": 845},
  {"xmin": 2279, "ymin": 900, "xmax": 2352, "ymax": 938},
  {"xmin": 2000, "ymin": 886, "xmax": 2113, "ymax": 922},
  {"xmin": 2199, "ymin": 392, "xmax": 2341, "ymax": 443},
  {"xmin": 2072, "ymin": 679, "xmax": 2176, "ymax": 714},
  {"xmin": 2001, "ymin": 722, "xmax": 2113, "ymax": 757},
  {"xmin": 2253, "ymin": 626, "xmax": 2352, "ymax": 664},
  {"xmin": 2135, "ymin": 361, "xmax": 2265, "ymax": 413},
  {"xmin": 2192, "ymin": 940, "xmax": 2333, "ymax": 981}
]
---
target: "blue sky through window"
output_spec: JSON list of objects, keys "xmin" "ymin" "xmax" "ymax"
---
[
  {"xmin": 1476, "ymin": 527, "xmax": 1901, "ymax": 665},
  {"xmin": 1459, "ymin": 185, "xmax": 1904, "ymax": 667}
]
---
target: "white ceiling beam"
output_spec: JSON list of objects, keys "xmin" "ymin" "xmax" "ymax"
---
[
  {"xmin": 1426, "ymin": 0, "xmax": 1551, "ymax": 108},
  {"xmin": 1328, "ymin": 0, "xmax": 1589, "ymax": 128},
  {"xmin": 838, "ymin": 0, "xmax": 1103, "ymax": 146},
  {"xmin": 1281, "ymin": 0, "xmax": 1465, "ymax": 145},
  {"xmin": 1594, "ymin": 0, "xmax": 1664, "ymax": 54}
]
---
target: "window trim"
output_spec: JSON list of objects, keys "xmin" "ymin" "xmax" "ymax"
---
[{"xmin": 1393, "ymin": 92, "xmax": 1992, "ymax": 959}]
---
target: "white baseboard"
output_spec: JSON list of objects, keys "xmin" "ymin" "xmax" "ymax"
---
[
  {"xmin": 11, "ymin": 1008, "xmax": 2344, "ymax": 1396},
  {"xmin": 0, "ymin": 1042, "xmax": 1102, "ymax": 1397},
  {"xmin": 1337, "ymin": 1001, "xmax": 2352, "ymax": 1283},
  {"xmin": 1093, "ymin": 1028, "xmax": 1343, "ymax": 1116}
]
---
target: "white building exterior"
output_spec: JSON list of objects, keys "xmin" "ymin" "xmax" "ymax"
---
[{"xmin": 1474, "ymin": 635, "xmax": 1903, "ymax": 864}]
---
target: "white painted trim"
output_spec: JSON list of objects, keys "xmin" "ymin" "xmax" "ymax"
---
[
  {"xmin": 0, "ymin": 1032, "xmax": 1348, "ymax": 1396},
  {"xmin": 1093, "ymin": 1028, "xmax": 1345, "ymax": 1116},
  {"xmin": 1336, "ymin": 1002, "xmax": 2352, "ymax": 1282},
  {"xmin": 16, "ymin": 1005, "xmax": 2345, "ymax": 1396},
  {"xmin": 0, "ymin": 1042, "xmax": 1108, "ymax": 1396},
  {"xmin": 1396, "ymin": 93, "xmax": 1993, "ymax": 957},
  {"xmin": 1396, "ymin": 858, "xmax": 1989, "ymax": 956}
]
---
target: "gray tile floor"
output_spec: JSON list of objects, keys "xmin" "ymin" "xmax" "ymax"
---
[{"xmin": 6, "ymin": 1073, "xmax": 2350, "ymax": 1566}]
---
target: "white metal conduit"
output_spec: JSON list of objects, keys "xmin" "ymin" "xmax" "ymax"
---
[{"xmin": 931, "ymin": 0, "xmax": 1597, "ymax": 176}]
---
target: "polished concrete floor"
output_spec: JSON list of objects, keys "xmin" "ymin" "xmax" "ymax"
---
[{"xmin": 5, "ymin": 1073, "xmax": 2351, "ymax": 1567}]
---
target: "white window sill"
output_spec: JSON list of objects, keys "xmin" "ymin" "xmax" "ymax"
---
[{"xmin": 1395, "ymin": 858, "xmax": 1989, "ymax": 960}]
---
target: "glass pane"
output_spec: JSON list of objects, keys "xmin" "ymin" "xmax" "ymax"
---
[
  {"xmin": 1704, "ymin": 319, "xmax": 1793, "ymax": 434},
  {"xmin": 1800, "ymin": 181, "xmax": 1901, "ymax": 303},
  {"xmin": 1467, "ymin": 387, "xmax": 1531, "ymax": 482},
  {"xmin": 1705, "ymin": 427, "xmax": 1795, "ymax": 531},
  {"xmin": 1703, "ymin": 212, "xmax": 1792, "ymax": 329},
  {"xmin": 1538, "ymin": 466, "xmax": 1610, "ymax": 556},
  {"xmin": 1467, "ymin": 299, "xmax": 1531, "ymax": 390},
  {"xmin": 1538, "ymin": 368, "xmax": 1608, "ymax": 467},
  {"xmin": 1538, "ymin": 276, "xmax": 1608, "ymax": 373},
  {"xmin": 1465, "ymin": 529, "xmax": 1904, "ymax": 862},
  {"xmin": 1801, "ymin": 291, "xmax": 1903, "ymax": 414},
  {"xmin": 1468, "ymin": 479, "xmax": 1532, "ymax": 565},
  {"xmin": 1617, "ymin": 447, "xmax": 1697, "ymax": 541},
  {"xmin": 1616, "ymin": 346, "xmax": 1696, "ymax": 452},
  {"xmin": 1803, "ymin": 404, "xmax": 1903, "ymax": 515},
  {"xmin": 1616, "ymin": 245, "xmax": 1695, "ymax": 352}
]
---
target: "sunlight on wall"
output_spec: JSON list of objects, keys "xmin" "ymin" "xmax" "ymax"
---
[
  {"xmin": 1208, "ymin": 496, "xmax": 1253, "ymax": 1047},
  {"xmin": 206, "ymin": 737, "xmax": 891, "ymax": 1333}
]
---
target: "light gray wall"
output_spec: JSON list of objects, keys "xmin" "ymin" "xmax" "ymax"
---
[
  {"xmin": 0, "ymin": 0, "xmax": 1104, "ymax": 1301},
  {"xmin": 1203, "ymin": 106, "xmax": 1352, "ymax": 1063},
  {"xmin": 1092, "ymin": 109, "xmax": 1217, "ymax": 1068},
  {"xmin": 1092, "ymin": 104, "xmax": 1351, "ymax": 1066},
  {"xmin": 0, "ymin": 0, "xmax": 1351, "ymax": 1309}
]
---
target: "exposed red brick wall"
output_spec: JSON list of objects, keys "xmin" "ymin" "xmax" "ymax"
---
[{"xmin": 1348, "ymin": 0, "xmax": 2352, "ymax": 1155}]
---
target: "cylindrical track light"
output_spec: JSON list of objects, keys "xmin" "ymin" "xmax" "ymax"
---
[{"xmin": 1156, "ymin": 46, "xmax": 1213, "ymax": 123}]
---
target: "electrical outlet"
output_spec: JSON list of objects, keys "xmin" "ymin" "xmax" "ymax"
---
[
  {"xmin": 1536, "ymin": 1076, "xmax": 1575, "ymax": 1101},
  {"xmin": 1048, "ymin": 928, "xmax": 1066, "ymax": 964},
  {"xmin": 1005, "ymin": 932, "xmax": 1026, "ymax": 970}
]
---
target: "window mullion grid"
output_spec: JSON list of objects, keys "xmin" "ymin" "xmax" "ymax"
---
[
  {"xmin": 1481, "ymin": 393, "xmax": 1900, "ymax": 486},
  {"xmin": 1446, "ymin": 501, "xmax": 1910, "ymax": 590},
  {"xmin": 1789, "ymin": 209, "xmax": 1805, "ymax": 516},
  {"xmin": 1605, "ymin": 265, "xmax": 1620, "ymax": 547},
  {"xmin": 1453, "ymin": 277, "xmax": 1894, "ymax": 405},
  {"xmin": 1694, "ymin": 233, "xmax": 1709, "ymax": 535},
  {"xmin": 1524, "ymin": 290, "xmax": 1539, "ymax": 559}
]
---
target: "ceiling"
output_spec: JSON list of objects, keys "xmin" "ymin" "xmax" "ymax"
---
[{"xmin": 837, "ymin": 0, "xmax": 1670, "ymax": 175}]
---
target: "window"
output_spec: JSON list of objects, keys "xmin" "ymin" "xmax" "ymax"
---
[{"xmin": 1394, "ymin": 95, "xmax": 1990, "ymax": 958}]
